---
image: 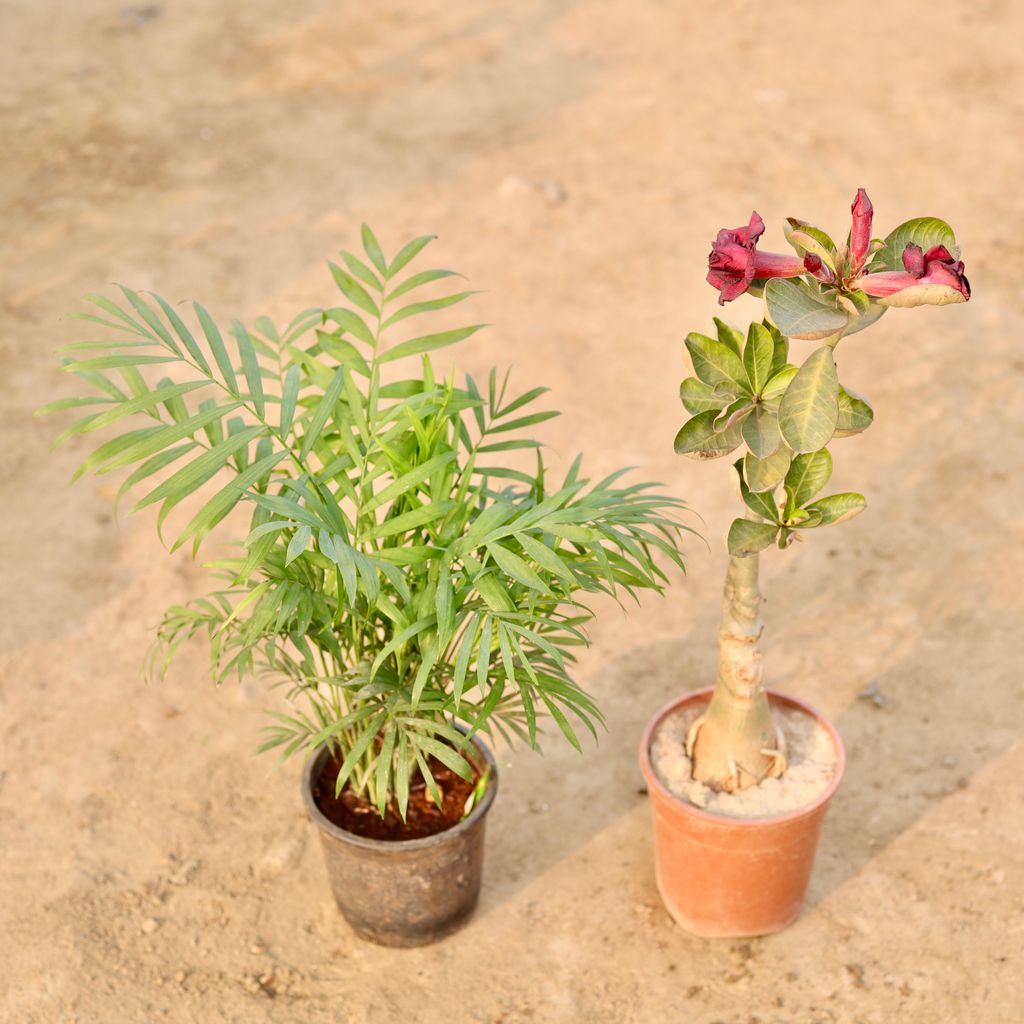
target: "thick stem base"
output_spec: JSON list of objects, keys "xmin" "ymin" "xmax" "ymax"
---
[
  {"xmin": 687, "ymin": 680, "xmax": 783, "ymax": 792},
  {"xmin": 688, "ymin": 553, "xmax": 786, "ymax": 792}
]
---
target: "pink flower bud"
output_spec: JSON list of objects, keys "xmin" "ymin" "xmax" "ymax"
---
[
  {"xmin": 707, "ymin": 212, "xmax": 804, "ymax": 305},
  {"xmin": 804, "ymin": 253, "xmax": 836, "ymax": 284},
  {"xmin": 849, "ymin": 188, "xmax": 873, "ymax": 276}
]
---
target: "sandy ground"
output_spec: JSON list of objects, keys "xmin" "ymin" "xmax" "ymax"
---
[{"xmin": 2, "ymin": 2, "xmax": 1023, "ymax": 1022}]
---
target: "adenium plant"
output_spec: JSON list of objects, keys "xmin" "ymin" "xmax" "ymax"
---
[{"xmin": 680, "ymin": 190, "xmax": 969, "ymax": 792}]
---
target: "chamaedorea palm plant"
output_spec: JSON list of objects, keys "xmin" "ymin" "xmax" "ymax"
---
[
  {"xmin": 678, "ymin": 190, "xmax": 969, "ymax": 793},
  {"xmin": 43, "ymin": 228, "xmax": 690, "ymax": 819}
]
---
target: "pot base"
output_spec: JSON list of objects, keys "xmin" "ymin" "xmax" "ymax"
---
[{"xmin": 654, "ymin": 875, "xmax": 801, "ymax": 939}]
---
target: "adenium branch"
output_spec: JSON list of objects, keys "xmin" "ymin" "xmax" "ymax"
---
[{"xmin": 680, "ymin": 189, "xmax": 970, "ymax": 792}]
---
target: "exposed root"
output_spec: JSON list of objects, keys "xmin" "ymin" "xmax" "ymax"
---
[
  {"xmin": 724, "ymin": 757, "xmax": 739, "ymax": 793},
  {"xmin": 759, "ymin": 721, "xmax": 788, "ymax": 779},
  {"xmin": 684, "ymin": 713, "xmax": 706, "ymax": 758}
]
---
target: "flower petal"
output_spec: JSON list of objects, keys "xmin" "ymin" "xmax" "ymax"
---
[
  {"xmin": 876, "ymin": 282, "xmax": 970, "ymax": 308},
  {"xmin": 901, "ymin": 243, "xmax": 926, "ymax": 276}
]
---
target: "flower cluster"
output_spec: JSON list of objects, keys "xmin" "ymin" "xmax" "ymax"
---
[{"xmin": 706, "ymin": 189, "xmax": 970, "ymax": 310}]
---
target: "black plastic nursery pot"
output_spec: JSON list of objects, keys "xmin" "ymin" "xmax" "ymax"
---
[{"xmin": 302, "ymin": 735, "xmax": 498, "ymax": 948}]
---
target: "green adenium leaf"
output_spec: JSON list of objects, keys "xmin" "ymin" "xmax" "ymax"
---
[
  {"xmin": 836, "ymin": 289, "xmax": 887, "ymax": 337},
  {"xmin": 765, "ymin": 322, "xmax": 789, "ymax": 379},
  {"xmin": 835, "ymin": 385, "xmax": 874, "ymax": 437},
  {"xmin": 807, "ymin": 492, "xmax": 867, "ymax": 525},
  {"xmin": 743, "ymin": 445, "xmax": 791, "ymax": 492},
  {"xmin": 727, "ymin": 518, "xmax": 779, "ymax": 557},
  {"xmin": 778, "ymin": 347, "xmax": 839, "ymax": 453},
  {"xmin": 742, "ymin": 323, "xmax": 774, "ymax": 394},
  {"xmin": 713, "ymin": 397, "xmax": 753, "ymax": 432},
  {"xmin": 712, "ymin": 318, "xmax": 744, "ymax": 358},
  {"xmin": 679, "ymin": 376, "xmax": 727, "ymax": 415},
  {"xmin": 741, "ymin": 406, "xmax": 781, "ymax": 459},
  {"xmin": 674, "ymin": 409, "xmax": 744, "ymax": 460},
  {"xmin": 787, "ymin": 510, "xmax": 824, "ymax": 529},
  {"xmin": 784, "ymin": 448, "xmax": 832, "ymax": 511},
  {"xmin": 765, "ymin": 279, "xmax": 848, "ymax": 342},
  {"xmin": 760, "ymin": 365, "xmax": 798, "ymax": 406},
  {"xmin": 788, "ymin": 230, "xmax": 837, "ymax": 275},
  {"xmin": 736, "ymin": 459, "xmax": 781, "ymax": 523},
  {"xmin": 784, "ymin": 218, "xmax": 837, "ymax": 256},
  {"xmin": 685, "ymin": 332, "xmax": 749, "ymax": 393}
]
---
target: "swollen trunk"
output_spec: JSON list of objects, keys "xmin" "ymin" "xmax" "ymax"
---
[{"xmin": 688, "ymin": 553, "xmax": 784, "ymax": 792}]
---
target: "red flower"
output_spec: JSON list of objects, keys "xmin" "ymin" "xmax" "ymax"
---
[
  {"xmin": 707, "ymin": 212, "xmax": 804, "ymax": 305},
  {"xmin": 849, "ymin": 188, "xmax": 873, "ymax": 277},
  {"xmin": 858, "ymin": 243, "xmax": 970, "ymax": 306}
]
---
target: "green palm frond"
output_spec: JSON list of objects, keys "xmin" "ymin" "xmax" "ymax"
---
[{"xmin": 45, "ymin": 228, "xmax": 695, "ymax": 818}]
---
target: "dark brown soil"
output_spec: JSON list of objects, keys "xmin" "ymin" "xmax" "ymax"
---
[{"xmin": 313, "ymin": 753, "xmax": 483, "ymax": 841}]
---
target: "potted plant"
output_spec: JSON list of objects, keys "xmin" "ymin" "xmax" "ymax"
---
[
  {"xmin": 42, "ymin": 228, "xmax": 691, "ymax": 946},
  {"xmin": 638, "ymin": 190, "xmax": 970, "ymax": 937}
]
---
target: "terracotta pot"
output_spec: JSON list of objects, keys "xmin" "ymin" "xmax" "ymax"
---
[
  {"xmin": 302, "ymin": 735, "xmax": 498, "ymax": 947},
  {"xmin": 638, "ymin": 687, "xmax": 845, "ymax": 938}
]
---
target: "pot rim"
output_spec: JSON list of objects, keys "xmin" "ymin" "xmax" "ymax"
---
[
  {"xmin": 302, "ymin": 731, "xmax": 499, "ymax": 852},
  {"xmin": 638, "ymin": 686, "xmax": 847, "ymax": 829}
]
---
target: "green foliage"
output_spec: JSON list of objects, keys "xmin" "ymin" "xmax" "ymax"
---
[
  {"xmin": 675, "ymin": 320, "xmax": 792, "ymax": 460},
  {"xmin": 777, "ymin": 346, "xmax": 839, "ymax": 454},
  {"xmin": 764, "ymin": 278, "xmax": 849, "ymax": 342},
  {"xmin": 674, "ymin": 304, "xmax": 875, "ymax": 559},
  {"xmin": 675, "ymin": 319, "xmax": 865, "ymax": 474},
  {"xmin": 724, "ymin": 447, "xmax": 867, "ymax": 556},
  {"xmin": 783, "ymin": 217, "xmax": 838, "ymax": 262},
  {"xmin": 835, "ymin": 385, "xmax": 874, "ymax": 437},
  {"xmin": 45, "ymin": 230, "xmax": 692, "ymax": 819},
  {"xmin": 675, "ymin": 295, "xmax": 877, "ymax": 559},
  {"xmin": 743, "ymin": 446, "xmax": 791, "ymax": 493}
]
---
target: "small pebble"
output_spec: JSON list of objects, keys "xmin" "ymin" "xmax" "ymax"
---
[
  {"xmin": 119, "ymin": 4, "xmax": 162, "ymax": 28},
  {"xmin": 496, "ymin": 175, "xmax": 531, "ymax": 199},
  {"xmin": 141, "ymin": 917, "xmax": 160, "ymax": 935},
  {"xmin": 538, "ymin": 178, "xmax": 568, "ymax": 206},
  {"xmin": 168, "ymin": 858, "xmax": 199, "ymax": 886},
  {"xmin": 250, "ymin": 942, "xmax": 268, "ymax": 955},
  {"xmin": 857, "ymin": 681, "xmax": 889, "ymax": 707}
]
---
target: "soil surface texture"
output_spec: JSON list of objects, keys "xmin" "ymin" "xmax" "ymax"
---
[
  {"xmin": 313, "ymin": 755, "xmax": 480, "ymax": 842},
  {"xmin": 651, "ymin": 702, "xmax": 837, "ymax": 818}
]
